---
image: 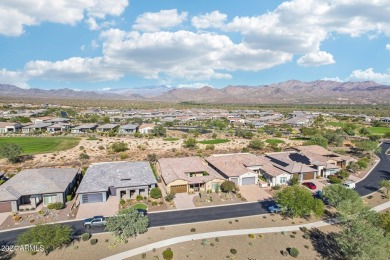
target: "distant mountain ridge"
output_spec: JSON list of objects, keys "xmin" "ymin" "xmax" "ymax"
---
[{"xmin": 1, "ymin": 80, "xmax": 389, "ymax": 104}]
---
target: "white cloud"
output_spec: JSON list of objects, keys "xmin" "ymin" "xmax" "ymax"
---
[
  {"xmin": 0, "ymin": 69, "xmax": 30, "ymax": 89},
  {"xmin": 101, "ymin": 87, "xmax": 112, "ymax": 91},
  {"xmin": 132, "ymin": 9, "xmax": 188, "ymax": 32},
  {"xmin": 386, "ymin": 44, "xmax": 390, "ymax": 50},
  {"xmin": 348, "ymin": 68, "xmax": 390, "ymax": 85},
  {"xmin": 297, "ymin": 51, "xmax": 335, "ymax": 67},
  {"xmin": 24, "ymin": 57, "xmax": 123, "ymax": 82},
  {"xmin": 191, "ymin": 11, "xmax": 227, "ymax": 29},
  {"xmin": 0, "ymin": 0, "xmax": 128, "ymax": 36},
  {"xmin": 176, "ymin": 83, "xmax": 211, "ymax": 89},
  {"xmin": 322, "ymin": 77, "xmax": 343, "ymax": 82},
  {"xmin": 91, "ymin": 40, "xmax": 99, "ymax": 49}
]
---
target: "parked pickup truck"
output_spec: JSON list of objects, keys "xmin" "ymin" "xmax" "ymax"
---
[{"xmin": 84, "ymin": 216, "xmax": 107, "ymax": 229}]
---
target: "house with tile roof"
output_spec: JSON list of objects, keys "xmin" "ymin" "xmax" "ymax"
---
[
  {"xmin": 0, "ymin": 168, "xmax": 80, "ymax": 212},
  {"xmin": 157, "ymin": 157, "xmax": 225, "ymax": 194},
  {"xmin": 205, "ymin": 153, "xmax": 262, "ymax": 186}
]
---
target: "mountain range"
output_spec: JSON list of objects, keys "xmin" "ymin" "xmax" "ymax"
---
[{"xmin": 1, "ymin": 80, "xmax": 389, "ymax": 104}]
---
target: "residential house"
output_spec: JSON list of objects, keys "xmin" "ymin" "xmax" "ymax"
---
[
  {"xmin": 0, "ymin": 122, "xmax": 22, "ymax": 133},
  {"xmin": 290, "ymin": 145, "xmax": 356, "ymax": 168},
  {"xmin": 44, "ymin": 117, "xmax": 71, "ymax": 124},
  {"xmin": 265, "ymin": 152, "xmax": 318, "ymax": 182},
  {"xmin": 77, "ymin": 161, "xmax": 157, "ymax": 204},
  {"xmin": 96, "ymin": 124, "xmax": 119, "ymax": 133},
  {"xmin": 71, "ymin": 124, "xmax": 98, "ymax": 134},
  {"xmin": 205, "ymin": 153, "xmax": 262, "ymax": 186},
  {"xmin": 157, "ymin": 157, "xmax": 225, "ymax": 194},
  {"xmin": 47, "ymin": 123, "xmax": 71, "ymax": 133},
  {"xmin": 31, "ymin": 117, "xmax": 52, "ymax": 124},
  {"xmin": 139, "ymin": 124, "xmax": 155, "ymax": 134},
  {"xmin": 22, "ymin": 123, "xmax": 53, "ymax": 133},
  {"xmin": 118, "ymin": 124, "xmax": 139, "ymax": 134},
  {"xmin": 0, "ymin": 168, "xmax": 80, "ymax": 213}
]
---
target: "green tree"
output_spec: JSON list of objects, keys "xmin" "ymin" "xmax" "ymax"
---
[
  {"xmin": 17, "ymin": 224, "xmax": 73, "ymax": 255},
  {"xmin": 102, "ymin": 116, "xmax": 110, "ymax": 124},
  {"xmin": 336, "ymin": 219, "xmax": 390, "ymax": 260},
  {"xmin": 379, "ymin": 212, "xmax": 390, "ymax": 234},
  {"xmin": 354, "ymin": 140, "xmax": 379, "ymax": 154},
  {"xmin": 0, "ymin": 143, "xmax": 23, "ymax": 163},
  {"xmin": 183, "ymin": 138, "xmax": 197, "ymax": 149},
  {"xmin": 322, "ymin": 184, "xmax": 361, "ymax": 207},
  {"xmin": 336, "ymin": 169, "xmax": 350, "ymax": 180},
  {"xmin": 105, "ymin": 207, "xmax": 149, "ymax": 241},
  {"xmin": 146, "ymin": 153, "xmax": 158, "ymax": 162},
  {"xmin": 289, "ymin": 176, "xmax": 299, "ymax": 186},
  {"xmin": 150, "ymin": 187, "xmax": 162, "ymax": 199},
  {"xmin": 110, "ymin": 142, "xmax": 129, "ymax": 152},
  {"xmin": 275, "ymin": 185, "xmax": 324, "ymax": 218},
  {"xmin": 220, "ymin": 181, "xmax": 236, "ymax": 193},
  {"xmin": 359, "ymin": 127, "xmax": 371, "ymax": 135},
  {"xmin": 300, "ymin": 127, "xmax": 319, "ymax": 137},
  {"xmin": 152, "ymin": 125, "xmax": 167, "ymax": 137},
  {"xmin": 304, "ymin": 135, "xmax": 328, "ymax": 148},
  {"xmin": 248, "ymin": 139, "xmax": 265, "ymax": 150},
  {"xmin": 379, "ymin": 180, "xmax": 390, "ymax": 197}
]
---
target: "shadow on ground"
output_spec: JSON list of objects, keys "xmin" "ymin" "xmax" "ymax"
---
[{"xmin": 309, "ymin": 228, "xmax": 344, "ymax": 260}]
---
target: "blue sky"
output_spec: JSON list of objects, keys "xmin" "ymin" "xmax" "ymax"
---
[{"xmin": 0, "ymin": 0, "xmax": 389, "ymax": 90}]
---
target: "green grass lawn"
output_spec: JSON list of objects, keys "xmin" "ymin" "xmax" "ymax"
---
[
  {"xmin": 131, "ymin": 203, "xmax": 147, "ymax": 210},
  {"xmin": 265, "ymin": 139, "xmax": 285, "ymax": 144},
  {"xmin": 163, "ymin": 137, "xmax": 180, "ymax": 141},
  {"xmin": 198, "ymin": 139, "xmax": 230, "ymax": 144},
  {"xmin": 325, "ymin": 121, "xmax": 347, "ymax": 127},
  {"xmin": 0, "ymin": 137, "xmax": 80, "ymax": 155},
  {"xmin": 368, "ymin": 127, "xmax": 390, "ymax": 135}
]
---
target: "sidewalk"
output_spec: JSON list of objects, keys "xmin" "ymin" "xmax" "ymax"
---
[{"xmin": 103, "ymin": 201, "xmax": 390, "ymax": 260}]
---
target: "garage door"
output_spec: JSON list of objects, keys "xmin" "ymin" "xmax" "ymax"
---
[
  {"xmin": 303, "ymin": 172, "xmax": 315, "ymax": 180},
  {"xmin": 241, "ymin": 177, "xmax": 256, "ymax": 185},
  {"xmin": 170, "ymin": 185, "xmax": 187, "ymax": 193},
  {"xmin": 81, "ymin": 193, "xmax": 104, "ymax": 203},
  {"xmin": 0, "ymin": 202, "xmax": 12, "ymax": 213}
]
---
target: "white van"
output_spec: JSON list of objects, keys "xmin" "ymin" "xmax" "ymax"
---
[{"xmin": 343, "ymin": 180, "xmax": 356, "ymax": 189}]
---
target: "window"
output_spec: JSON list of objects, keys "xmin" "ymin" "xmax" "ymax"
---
[{"xmin": 280, "ymin": 177, "xmax": 287, "ymax": 184}]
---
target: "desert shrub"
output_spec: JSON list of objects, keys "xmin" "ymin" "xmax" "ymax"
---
[
  {"xmin": 290, "ymin": 235, "xmax": 296, "ymax": 238},
  {"xmin": 328, "ymin": 175, "xmax": 342, "ymax": 184},
  {"xmin": 151, "ymin": 201, "xmax": 158, "ymax": 206},
  {"xmin": 230, "ymin": 248, "xmax": 237, "ymax": 255},
  {"xmin": 119, "ymin": 152, "xmax": 128, "ymax": 159},
  {"xmin": 81, "ymin": 233, "xmax": 90, "ymax": 241},
  {"xmin": 272, "ymin": 185, "xmax": 281, "ymax": 190},
  {"xmin": 119, "ymin": 199, "xmax": 125, "ymax": 205},
  {"xmin": 47, "ymin": 202, "xmax": 63, "ymax": 210},
  {"xmin": 215, "ymin": 237, "xmax": 220, "ymax": 242},
  {"xmin": 248, "ymin": 234, "xmax": 255, "ymax": 239},
  {"xmin": 303, "ymin": 234, "xmax": 310, "ymax": 239},
  {"xmin": 205, "ymin": 144, "xmax": 215, "ymax": 150},
  {"xmin": 136, "ymin": 195, "xmax": 143, "ymax": 201},
  {"xmin": 201, "ymin": 239, "xmax": 209, "ymax": 246},
  {"xmin": 150, "ymin": 188, "xmax": 162, "ymax": 199},
  {"xmin": 110, "ymin": 142, "xmax": 128, "ymax": 153},
  {"xmin": 141, "ymin": 253, "xmax": 147, "ymax": 259},
  {"xmin": 90, "ymin": 239, "xmax": 98, "ymax": 245},
  {"xmin": 289, "ymin": 248, "xmax": 299, "ymax": 258},
  {"xmin": 165, "ymin": 192, "xmax": 175, "ymax": 202},
  {"xmin": 299, "ymin": 226, "xmax": 308, "ymax": 233},
  {"xmin": 98, "ymin": 145, "xmax": 104, "ymax": 150},
  {"xmin": 190, "ymin": 228, "xmax": 196, "ymax": 232},
  {"xmin": 304, "ymin": 245, "xmax": 309, "ymax": 249},
  {"xmin": 105, "ymin": 239, "xmax": 109, "ymax": 242},
  {"xmin": 162, "ymin": 248, "xmax": 173, "ymax": 260},
  {"xmin": 259, "ymin": 234, "xmax": 264, "ymax": 239},
  {"xmin": 281, "ymin": 250, "xmax": 288, "ymax": 256},
  {"xmin": 367, "ymin": 195, "xmax": 373, "ymax": 199}
]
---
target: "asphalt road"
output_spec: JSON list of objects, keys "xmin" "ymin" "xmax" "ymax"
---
[
  {"xmin": 1, "ymin": 141, "xmax": 388, "ymax": 245},
  {"xmin": 356, "ymin": 140, "xmax": 390, "ymax": 196}
]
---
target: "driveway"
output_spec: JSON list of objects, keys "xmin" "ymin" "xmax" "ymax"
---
[
  {"xmin": 76, "ymin": 195, "xmax": 119, "ymax": 219},
  {"xmin": 239, "ymin": 184, "xmax": 272, "ymax": 202},
  {"xmin": 0, "ymin": 212, "xmax": 9, "ymax": 226},
  {"xmin": 173, "ymin": 193, "xmax": 196, "ymax": 209}
]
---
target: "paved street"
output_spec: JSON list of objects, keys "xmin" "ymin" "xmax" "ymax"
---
[
  {"xmin": 356, "ymin": 141, "xmax": 390, "ymax": 196},
  {"xmin": 0, "ymin": 140, "xmax": 388, "ymax": 245}
]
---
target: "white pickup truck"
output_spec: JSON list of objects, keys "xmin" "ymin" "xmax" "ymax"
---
[{"xmin": 343, "ymin": 180, "xmax": 356, "ymax": 189}]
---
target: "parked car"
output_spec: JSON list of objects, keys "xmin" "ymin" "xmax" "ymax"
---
[
  {"xmin": 342, "ymin": 180, "xmax": 356, "ymax": 189},
  {"xmin": 302, "ymin": 182, "xmax": 317, "ymax": 190},
  {"xmin": 136, "ymin": 208, "xmax": 148, "ymax": 216},
  {"xmin": 268, "ymin": 204, "xmax": 283, "ymax": 213},
  {"xmin": 84, "ymin": 216, "xmax": 107, "ymax": 229}
]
